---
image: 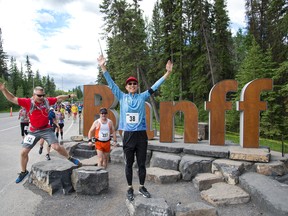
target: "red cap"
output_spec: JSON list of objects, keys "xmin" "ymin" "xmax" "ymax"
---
[{"xmin": 125, "ymin": 76, "xmax": 138, "ymax": 85}]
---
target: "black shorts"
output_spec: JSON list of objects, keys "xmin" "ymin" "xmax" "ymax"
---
[{"xmin": 20, "ymin": 122, "xmax": 29, "ymax": 136}]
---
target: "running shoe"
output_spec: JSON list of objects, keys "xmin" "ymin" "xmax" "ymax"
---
[
  {"xmin": 39, "ymin": 146, "xmax": 43, "ymax": 155},
  {"xmin": 68, "ymin": 156, "xmax": 81, "ymax": 166},
  {"xmin": 46, "ymin": 154, "xmax": 51, "ymax": 161},
  {"xmin": 139, "ymin": 186, "xmax": 151, "ymax": 198},
  {"xmin": 15, "ymin": 170, "xmax": 29, "ymax": 183},
  {"xmin": 126, "ymin": 188, "xmax": 134, "ymax": 201}
]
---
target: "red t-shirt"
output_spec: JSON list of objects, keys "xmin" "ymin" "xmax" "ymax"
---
[{"xmin": 18, "ymin": 97, "xmax": 57, "ymax": 132}]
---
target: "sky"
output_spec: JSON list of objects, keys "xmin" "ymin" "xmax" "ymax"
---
[{"xmin": 0, "ymin": 0, "xmax": 246, "ymax": 92}]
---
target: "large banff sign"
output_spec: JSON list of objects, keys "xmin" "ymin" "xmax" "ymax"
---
[{"xmin": 83, "ymin": 78, "xmax": 273, "ymax": 148}]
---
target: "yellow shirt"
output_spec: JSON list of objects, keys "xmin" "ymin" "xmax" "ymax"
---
[{"xmin": 71, "ymin": 106, "xmax": 78, "ymax": 113}]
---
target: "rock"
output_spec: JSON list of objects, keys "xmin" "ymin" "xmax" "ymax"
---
[
  {"xmin": 229, "ymin": 146, "xmax": 270, "ymax": 162},
  {"xmin": 179, "ymin": 155, "xmax": 214, "ymax": 181},
  {"xmin": 200, "ymin": 182, "xmax": 250, "ymax": 206},
  {"xmin": 212, "ymin": 159, "xmax": 252, "ymax": 184},
  {"xmin": 255, "ymin": 161, "xmax": 286, "ymax": 176},
  {"xmin": 110, "ymin": 147, "xmax": 124, "ymax": 163},
  {"xmin": 28, "ymin": 158, "xmax": 76, "ymax": 195},
  {"xmin": 146, "ymin": 167, "xmax": 181, "ymax": 184},
  {"xmin": 71, "ymin": 166, "xmax": 108, "ymax": 195},
  {"xmin": 150, "ymin": 152, "xmax": 181, "ymax": 171},
  {"xmin": 175, "ymin": 202, "xmax": 217, "ymax": 216},
  {"xmin": 183, "ymin": 144, "xmax": 229, "ymax": 158},
  {"xmin": 70, "ymin": 135, "xmax": 84, "ymax": 142},
  {"xmin": 126, "ymin": 197, "xmax": 173, "ymax": 216},
  {"xmin": 193, "ymin": 173, "xmax": 224, "ymax": 191},
  {"xmin": 240, "ymin": 172, "xmax": 288, "ymax": 216}
]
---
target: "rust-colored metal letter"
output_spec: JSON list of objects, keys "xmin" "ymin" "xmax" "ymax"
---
[
  {"xmin": 236, "ymin": 78, "xmax": 273, "ymax": 148},
  {"xmin": 205, "ymin": 80, "xmax": 238, "ymax": 145},
  {"xmin": 83, "ymin": 85, "xmax": 118, "ymax": 136},
  {"xmin": 146, "ymin": 102, "xmax": 156, "ymax": 140},
  {"xmin": 160, "ymin": 101, "xmax": 198, "ymax": 143}
]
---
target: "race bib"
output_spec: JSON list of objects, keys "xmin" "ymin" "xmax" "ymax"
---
[
  {"xmin": 23, "ymin": 134, "xmax": 36, "ymax": 145},
  {"xmin": 24, "ymin": 126, "xmax": 29, "ymax": 131},
  {"xmin": 126, "ymin": 113, "xmax": 139, "ymax": 124}
]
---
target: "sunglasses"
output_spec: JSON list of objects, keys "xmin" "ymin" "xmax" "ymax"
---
[
  {"xmin": 36, "ymin": 94, "xmax": 45, "ymax": 97},
  {"xmin": 128, "ymin": 82, "xmax": 137, "ymax": 86},
  {"xmin": 100, "ymin": 112, "xmax": 108, "ymax": 115}
]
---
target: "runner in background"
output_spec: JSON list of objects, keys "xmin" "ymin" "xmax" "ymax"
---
[
  {"xmin": 88, "ymin": 107, "xmax": 117, "ymax": 169},
  {"xmin": 78, "ymin": 103, "xmax": 83, "ymax": 120},
  {"xmin": 65, "ymin": 102, "xmax": 71, "ymax": 120},
  {"xmin": 18, "ymin": 107, "xmax": 29, "ymax": 144},
  {"xmin": 38, "ymin": 138, "xmax": 51, "ymax": 160},
  {"xmin": 71, "ymin": 104, "xmax": 78, "ymax": 123},
  {"xmin": 55, "ymin": 108, "xmax": 65, "ymax": 140},
  {"xmin": 60, "ymin": 104, "xmax": 66, "ymax": 115}
]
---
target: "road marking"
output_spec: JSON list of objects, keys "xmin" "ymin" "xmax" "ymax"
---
[
  {"xmin": 0, "ymin": 125, "xmax": 18, "ymax": 132},
  {"xmin": 63, "ymin": 120, "xmax": 74, "ymax": 136},
  {"xmin": 0, "ymin": 180, "xmax": 14, "ymax": 195}
]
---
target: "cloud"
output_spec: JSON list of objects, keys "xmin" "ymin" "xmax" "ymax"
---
[
  {"xmin": 0, "ymin": 0, "xmax": 245, "ymax": 92},
  {"xmin": 60, "ymin": 59, "xmax": 95, "ymax": 67}
]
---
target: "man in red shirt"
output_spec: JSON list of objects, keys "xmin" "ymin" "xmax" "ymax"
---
[{"xmin": 0, "ymin": 83, "xmax": 81, "ymax": 183}]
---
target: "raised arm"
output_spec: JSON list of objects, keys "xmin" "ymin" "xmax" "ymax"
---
[
  {"xmin": 97, "ymin": 55, "xmax": 107, "ymax": 72},
  {"xmin": 163, "ymin": 60, "xmax": 173, "ymax": 80},
  {"xmin": 0, "ymin": 82, "xmax": 19, "ymax": 105}
]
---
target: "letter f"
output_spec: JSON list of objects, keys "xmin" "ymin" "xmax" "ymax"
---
[{"xmin": 236, "ymin": 78, "xmax": 273, "ymax": 148}]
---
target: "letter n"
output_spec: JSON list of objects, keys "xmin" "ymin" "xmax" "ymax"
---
[
  {"xmin": 236, "ymin": 78, "xmax": 273, "ymax": 148},
  {"xmin": 205, "ymin": 80, "xmax": 238, "ymax": 145},
  {"xmin": 160, "ymin": 101, "xmax": 198, "ymax": 143}
]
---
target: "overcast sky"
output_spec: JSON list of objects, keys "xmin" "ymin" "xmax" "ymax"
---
[{"xmin": 0, "ymin": 0, "xmax": 245, "ymax": 92}]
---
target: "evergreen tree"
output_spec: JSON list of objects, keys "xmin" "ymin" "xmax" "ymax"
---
[
  {"xmin": 213, "ymin": 0, "xmax": 234, "ymax": 80},
  {"xmin": 24, "ymin": 55, "xmax": 33, "ymax": 95},
  {"xmin": 9, "ymin": 57, "xmax": 22, "ymax": 95},
  {"xmin": 100, "ymin": 0, "xmax": 149, "ymax": 92},
  {"xmin": 0, "ymin": 28, "xmax": 8, "ymax": 80},
  {"xmin": 261, "ymin": 60, "xmax": 288, "ymax": 139}
]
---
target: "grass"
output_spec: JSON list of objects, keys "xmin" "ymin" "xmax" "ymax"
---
[
  {"xmin": 226, "ymin": 132, "xmax": 288, "ymax": 153},
  {"xmin": 153, "ymin": 123, "xmax": 288, "ymax": 153}
]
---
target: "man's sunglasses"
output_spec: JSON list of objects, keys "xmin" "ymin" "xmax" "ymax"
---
[
  {"xmin": 36, "ymin": 94, "xmax": 45, "ymax": 97},
  {"xmin": 100, "ymin": 112, "xmax": 108, "ymax": 115},
  {"xmin": 128, "ymin": 82, "xmax": 137, "ymax": 86}
]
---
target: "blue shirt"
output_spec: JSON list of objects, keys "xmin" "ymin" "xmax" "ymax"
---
[
  {"xmin": 48, "ymin": 110, "xmax": 55, "ymax": 126},
  {"xmin": 103, "ymin": 71, "xmax": 165, "ymax": 131}
]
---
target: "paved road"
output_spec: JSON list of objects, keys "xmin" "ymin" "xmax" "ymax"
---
[{"xmin": 0, "ymin": 112, "xmax": 81, "ymax": 215}]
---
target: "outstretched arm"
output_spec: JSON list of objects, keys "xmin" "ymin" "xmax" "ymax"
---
[
  {"xmin": 56, "ymin": 93, "xmax": 77, "ymax": 102},
  {"xmin": 0, "ymin": 82, "xmax": 19, "ymax": 105}
]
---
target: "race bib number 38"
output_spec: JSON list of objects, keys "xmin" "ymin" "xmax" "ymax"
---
[
  {"xmin": 126, "ymin": 113, "xmax": 139, "ymax": 124},
  {"xmin": 23, "ymin": 134, "xmax": 36, "ymax": 145}
]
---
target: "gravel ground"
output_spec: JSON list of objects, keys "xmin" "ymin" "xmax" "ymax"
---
[{"xmin": 23, "ymin": 162, "xmax": 272, "ymax": 216}]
